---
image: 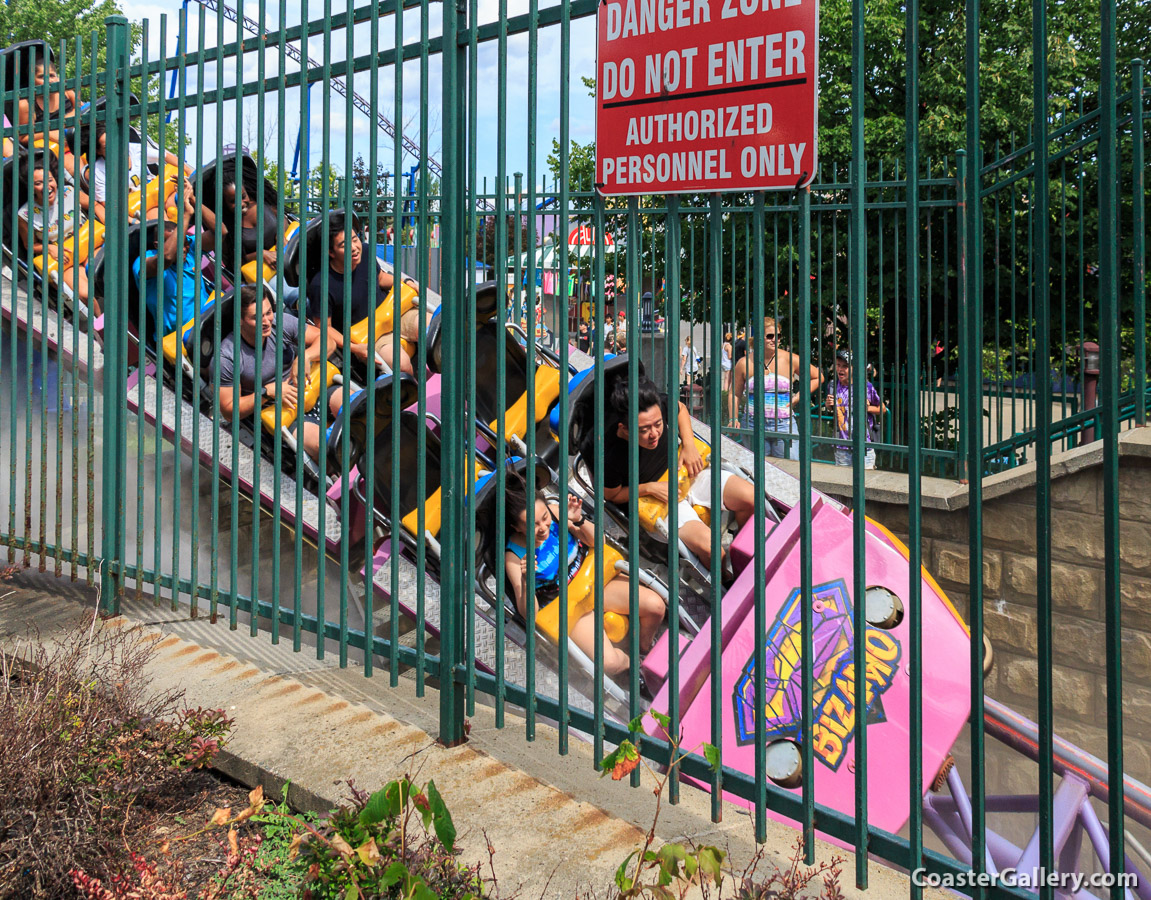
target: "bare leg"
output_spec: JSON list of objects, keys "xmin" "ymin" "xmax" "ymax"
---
[
  {"xmin": 569, "ymin": 612, "xmax": 630, "ymax": 675},
  {"xmin": 604, "ymin": 576, "xmax": 665, "ymax": 652},
  {"xmin": 301, "ymin": 421, "xmax": 321, "ymax": 460},
  {"xmin": 679, "ymin": 520, "xmax": 714, "ymax": 568},
  {"xmin": 375, "ymin": 333, "xmax": 415, "ymax": 376},
  {"xmin": 329, "ymin": 384, "xmax": 348, "ymax": 418},
  {"xmin": 721, "ymin": 474, "xmax": 756, "ymax": 527}
]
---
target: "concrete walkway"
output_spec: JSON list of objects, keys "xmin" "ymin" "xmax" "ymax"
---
[{"xmin": 0, "ymin": 570, "xmax": 938, "ymax": 899}]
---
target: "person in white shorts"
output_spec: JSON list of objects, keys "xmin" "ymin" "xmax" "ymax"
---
[{"xmin": 596, "ymin": 376, "xmax": 754, "ymax": 571}]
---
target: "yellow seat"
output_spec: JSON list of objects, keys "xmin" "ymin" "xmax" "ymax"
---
[
  {"xmin": 348, "ymin": 281, "xmax": 418, "ymax": 346},
  {"xmin": 259, "ymin": 359, "xmax": 338, "ymax": 433},
  {"xmin": 400, "ymin": 456, "xmax": 487, "ymax": 539},
  {"xmin": 69, "ymin": 218, "xmax": 104, "ymax": 263},
  {"xmin": 238, "ymin": 220, "xmax": 299, "ymax": 284},
  {"xmin": 159, "ymin": 291, "xmax": 217, "ymax": 366},
  {"xmin": 31, "ymin": 252, "xmax": 58, "ymax": 283},
  {"xmin": 635, "ymin": 435, "xmax": 712, "ymax": 534},
  {"xmin": 129, "ymin": 173, "xmax": 179, "ymax": 220},
  {"xmin": 534, "ymin": 543, "xmax": 629, "ymax": 644},
  {"xmin": 489, "ymin": 364, "xmax": 562, "ymax": 444}
]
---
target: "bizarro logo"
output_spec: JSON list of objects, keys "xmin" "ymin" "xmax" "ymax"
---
[{"xmin": 733, "ymin": 579, "xmax": 902, "ymax": 771}]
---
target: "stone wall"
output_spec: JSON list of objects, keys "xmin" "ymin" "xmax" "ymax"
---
[{"xmin": 864, "ymin": 454, "xmax": 1151, "ymax": 789}]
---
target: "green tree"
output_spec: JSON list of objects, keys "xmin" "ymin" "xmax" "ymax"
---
[
  {"xmin": 0, "ymin": 0, "xmax": 141, "ymax": 77},
  {"xmin": 472, "ymin": 212, "xmax": 532, "ymax": 269}
]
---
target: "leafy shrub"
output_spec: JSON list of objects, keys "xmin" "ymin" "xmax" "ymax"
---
[
  {"xmin": 296, "ymin": 777, "xmax": 487, "ymax": 900},
  {"xmin": 600, "ymin": 712, "xmax": 845, "ymax": 900}
]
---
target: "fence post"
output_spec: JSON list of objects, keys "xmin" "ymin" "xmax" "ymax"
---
[
  {"xmin": 437, "ymin": 0, "xmax": 467, "ymax": 746},
  {"xmin": 99, "ymin": 16, "xmax": 131, "ymax": 616}
]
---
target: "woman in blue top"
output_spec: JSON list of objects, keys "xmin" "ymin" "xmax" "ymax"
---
[{"xmin": 505, "ymin": 484, "xmax": 665, "ymax": 676}]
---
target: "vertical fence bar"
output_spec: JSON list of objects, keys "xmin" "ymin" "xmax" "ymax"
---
[
  {"xmin": 707, "ymin": 193, "xmax": 723, "ymax": 823},
  {"xmin": 904, "ymin": 0, "xmax": 924, "ymax": 889},
  {"xmin": 849, "ymin": 0, "xmax": 868, "ymax": 876},
  {"xmin": 626, "ymin": 196, "xmax": 641, "ymax": 775},
  {"xmin": 100, "ymin": 16, "xmax": 131, "ymax": 614},
  {"xmin": 415, "ymin": 0, "xmax": 431, "ymax": 693},
  {"xmin": 1133, "ymin": 60, "xmax": 1146, "ymax": 427},
  {"xmin": 172, "ymin": 6, "xmax": 187, "ymax": 614},
  {"xmin": 463, "ymin": 0, "xmax": 479, "ymax": 717},
  {"xmin": 556, "ymin": 0, "xmax": 572, "ymax": 753},
  {"xmin": 388, "ymin": 0, "xmax": 403, "ymax": 683},
  {"xmin": 438, "ymin": 0, "xmax": 467, "ymax": 746},
  {"xmin": 492, "ymin": 25, "xmax": 508, "ymax": 725},
  {"xmin": 34, "ymin": 45, "xmax": 47, "ymax": 574},
  {"xmin": 88, "ymin": 31, "xmax": 99, "ymax": 586},
  {"xmin": 338, "ymin": 0, "xmax": 355, "ymax": 671},
  {"xmin": 0, "ymin": 59, "xmax": 7, "ymax": 563},
  {"xmin": 294, "ymin": 0, "xmax": 310, "ymax": 651},
  {"xmin": 524, "ymin": 0, "xmax": 542, "ymax": 737},
  {"xmin": 751, "ymin": 193, "xmax": 767, "ymax": 840},
  {"xmin": 189, "ymin": 5, "xmax": 207, "ymax": 619},
  {"xmin": 964, "ymin": 0, "xmax": 989, "ymax": 875},
  {"xmin": 1032, "ymin": 0, "xmax": 1055, "ymax": 893},
  {"xmin": 665, "ymin": 195, "xmax": 682, "ymax": 804},
  {"xmin": 797, "ymin": 184, "xmax": 816, "ymax": 861},
  {"xmin": 136, "ymin": 22, "xmax": 151, "ymax": 603},
  {"xmin": 18, "ymin": 49, "xmax": 31, "ymax": 570},
  {"xmin": 1098, "ymin": 0, "xmax": 1126, "ymax": 890},
  {"xmin": 592, "ymin": 192, "xmax": 607, "ymax": 765},
  {"xmin": 210, "ymin": 6, "xmax": 224, "ymax": 623},
  {"xmin": 364, "ymin": 0, "xmax": 381, "ymax": 679},
  {"xmin": 52, "ymin": 38, "xmax": 66, "ymax": 580}
]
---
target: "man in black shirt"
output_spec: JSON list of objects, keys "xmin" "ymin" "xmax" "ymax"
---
[
  {"xmin": 598, "ymin": 376, "xmax": 754, "ymax": 569},
  {"xmin": 305, "ymin": 214, "xmax": 425, "ymax": 376}
]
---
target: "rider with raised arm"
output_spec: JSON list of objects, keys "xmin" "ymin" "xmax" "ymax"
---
[
  {"xmin": 505, "ymin": 479, "xmax": 665, "ymax": 677},
  {"xmin": 132, "ymin": 177, "xmax": 216, "ymax": 345}
]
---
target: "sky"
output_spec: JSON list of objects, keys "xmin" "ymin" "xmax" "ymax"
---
[{"xmin": 119, "ymin": 0, "xmax": 599, "ymax": 194}]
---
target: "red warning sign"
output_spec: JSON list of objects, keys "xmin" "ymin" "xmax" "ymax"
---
[{"xmin": 595, "ymin": 0, "xmax": 818, "ymax": 195}]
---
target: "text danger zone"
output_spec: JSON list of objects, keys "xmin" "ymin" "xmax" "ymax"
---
[{"xmin": 595, "ymin": 0, "xmax": 818, "ymax": 194}]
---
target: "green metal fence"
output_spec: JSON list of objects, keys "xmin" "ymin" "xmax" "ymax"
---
[{"xmin": 0, "ymin": 0, "xmax": 1148, "ymax": 895}]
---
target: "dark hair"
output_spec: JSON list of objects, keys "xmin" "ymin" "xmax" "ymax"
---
[
  {"xmin": 17, "ymin": 152, "xmax": 50, "ymax": 190},
  {"xmin": 143, "ymin": 219, "xmax": 177, "ymax": 251},
  {"xmin": 237, "ymin": 284, "xmax": 268, "ymax": 317},
  {"xmin": 609, "ymin": 375, "xmax": 662, "ymax": 423},
  {"xmin": 327, "ymin": 212, "xmax": 357, "ymax": 253},
  {"xmin": 505, "ymin": 478, "xmax": 546, "ymax": 531}
]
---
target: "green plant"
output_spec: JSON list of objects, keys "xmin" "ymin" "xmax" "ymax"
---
[
  {"xmin": 296, "ymin": 777, "xmax": 486, "ymax": 900},
  {"xmin": 245, "ymin": 784, "xmax": 319, "ymax": 900},
  {"xmin": 600, "ymin": 711, "xmax": 726, "ymax": 899},
  {"xmin": 601, "ymin": 713, "xmax": 848, "ymax": 900}
]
